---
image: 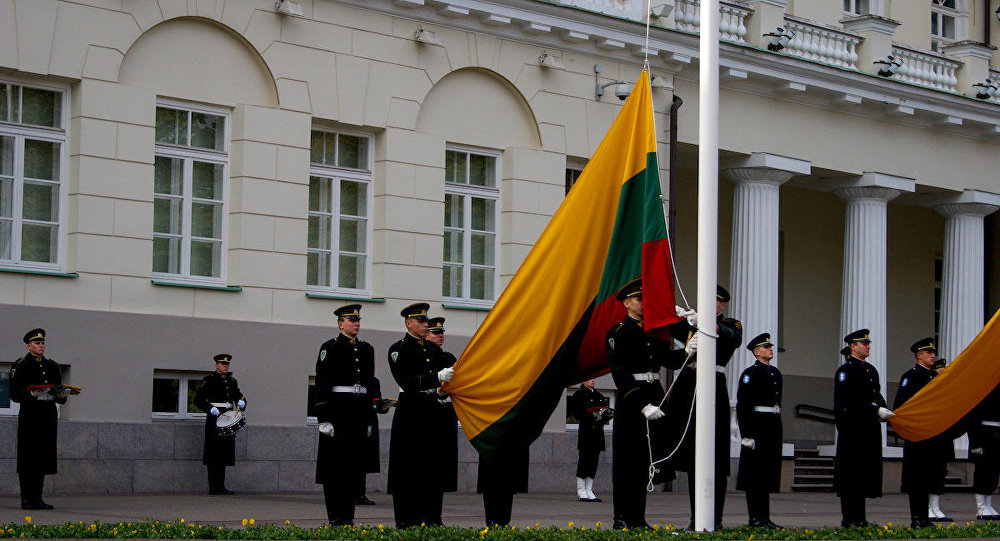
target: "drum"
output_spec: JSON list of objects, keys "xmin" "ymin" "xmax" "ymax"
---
[{"xmin": 216, "ymin": 409, "xmax": 246, "ymax": 437}]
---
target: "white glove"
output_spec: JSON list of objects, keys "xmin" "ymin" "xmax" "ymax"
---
[
  {"xmin": 741, "ymin": 437, "xmax": 756, "ymax": 449},
  {"xmin": 437, "ymin": 367, "xmax": 454, "ymax": 383},
  {"xmin": 35, "ymin": 393, "xmax": 54, "ymax": 401},
  {"xmin": 641, "ymin": 404, "xmax": 665, "ymax": 420},
  {"xmin": 210, "ymin": 407, "xmax": 220, "ymax": 416},
  {"xmin": 56, "ymin": 389, "xmax": 71, "ymax": 399},
  {"xmin": 367, "ymin": 426, "xmax": 372, "ymax": 437},
  {"xmin": 318, "ymin": 422, "xmax": 334, "ymax": 436},
  {"xmin": 877, "ymin": 407, "xmax": 895, "ymax": 420},
  {"xmin": 675, "ymin": 306, "xmax": 697, "ymax": 326},
  {"xmin": 29, "ymin": 389, "xmax": 46, "ymax": 398},
  {"xmin": 237, "ymin": 399, "xmax": 246, "ymax": 410},
  {"xmin": 685, "ymin": 334, "xmax": 698, "ymax": 356}
]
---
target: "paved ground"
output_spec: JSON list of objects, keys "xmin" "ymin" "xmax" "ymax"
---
[{"xmin": 0, "ymin": 491, "xmax": 983, "ymax": 530}]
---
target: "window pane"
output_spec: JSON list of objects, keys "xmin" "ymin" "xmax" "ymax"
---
[
  {"xmin": 471, "ymin": 197, "xmax": 495, "ymax": 232},
  {"xmin": 21, "ymin": 223, "xmax": 57, "ymax": 263},
  {"xmin": 0, "ymin": 135, "xmax": 12, "ymax": 176},
  {"xmin": 307, "ymin": 251, "xmax": 330, "ymax": 286},
  {"xmin": 942, "ymin": 16, "xmax": 955, "ymax": 38},
  {"xmin": 444, "ymin": 193, "xmax": 464, "ymax": 228},
  {"xmin": 0, "ymin": 218, "xmax": 10, "ymax": 260},
  {"xmin": 340, "ymin": 180, "xmax": 366, "ymax": 217},
  {"xmin": 339, "ymin": 217, "xmax": 365, "ymax": 252},
  {"xmin": 931, "ymin": 13, "xmax": 939, "ymax": 35},
  {"xmin": 192, "ymin": 162, "xmax": 223, "ymax": 200},
  {"xmin": 0, "ymin": 85, "xmax": 9, "ymax": 122},
  {"xmin": 190, "ymin": 239, "xmax": 221, "ymax": 277},
  {"xmin": 470, "ymin": 232, "xmax": 495, "ymax": 266},
  {"xmin": 445, "ymin": 150, "xmax": 467, "ymax": 184},
  {"xmin": 152, "ymin": 378, "xmax": 180, "ymax": 413},
  {"xmin": 856, "ymin": 0, "xmax": 869, "ymax": 14},
  {"xmin": 443, "ymin": 230, "xmax": 463, "ymax": 263},
  {"xmin": 470, "ymin": 267, "xmax": 494, "ymax": 300},
  {"xmin": 191, "ymin": 202, "xmax": 221, "ymax": 239},
  {"xmin": 469, "ymin": 154, "xmax": 495, "ymax": 187},
  {"xmin": 310, "ymin": 131, "xmax": 326, "ymax": 164},
  {"xmin": 325, "ymin": 133, "xmax": 337, "ymax": 166},
  {"xmin": 154, "ymin": 156, "xmax": 183, "ymax": 196},
  {"xmin": 153, "ymin": 197, "xmax": 182, "ymax": 235},
  {"xmin": 20, "ymin": 87, "xmax": 61, "ymax": 128},
  {"xmin": 186, "ymin": 379, "xmax": 203, "ymax": 413},
  {"xmin": 308, "ymin": 215, "xmax": 331, "ymax": 250},
  {"xmin": 843, "ymin": 0, "xmax": 850, "ymax": 11},
  {"xmin": 0, "ymin": 371, "xmax": 10, "ymax": 408},
  {"xmin": 337, "ymin": 135, "xmax": 368, "ymax": 169},
  {"xmin": 23, "ymin": 139, "xmax": 59, "ymax": 181},
  {"xmin": 338, "ymin": 254, "xmax": 364, "ymax": 289},
  {"xmin": 153, "ymin": 236, "xmax": 181, "ymax": 273},
  {"xmin": 155, "ymin": 107, "xmax": 186, "ymax": 146},
  {"xmin": 22, "ymin": 181, "xmax": 57, "ymax": 221},
  {"xmin": 310, "ymin": 176, "xmax": 331, "ymax": 213},
  {"xmin": 442, "ymin": 264, "xmax": 462, "ymax": 297},
  {"xmin": 190, "ymin": 112, "xmax": 225, "ymax": 151}
]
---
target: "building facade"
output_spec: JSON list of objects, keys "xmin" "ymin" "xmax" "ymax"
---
[{"xmin": 0, "ymin": 0, "xmax": 998, "ymax": 494}]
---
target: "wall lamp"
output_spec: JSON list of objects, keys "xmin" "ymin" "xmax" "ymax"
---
[
  {"xmin": 650, "ymin": 75, "xmax": 673, "ymax": 91},
  {"xmin": 764, "ymin": 27, "xmax": 795, "ymax": 52},
  {"xmin": 594, "ymin": 65, "xmax": 632, "ymax": 101},
  {"xmin": 539, "ymin": 52, "xmax": 565, "ymax": 70},
  {"xmin": 874, "ymin": 55, "xmax": 903, "ymax": 77},
  {"xmin": 275, "ymin": 0, "xmax": 304, "ymax": 17},
  {"xmin": 414, "ymin": 27, "xmax": 443, "ymax": 46},
  {"xmin": 973, "ymin": 79, "xmax": 999, "ymax": 99}
]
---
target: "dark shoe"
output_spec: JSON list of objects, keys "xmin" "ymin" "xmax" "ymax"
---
[
  {"xmin": 747, "ymin": 518, "xmax": 767, "ymax": 528},
  {"xmin": 910, "ymin": 517, "xmax": 933, "ymax": 528},
  {"xmin": 328, "ymin": 520, "xmax": 352, "ymax": 527},
  {"xmin": 220, "ymin": 487, "xmax": 234, "ymax": 495},
  {"xmin": 628, "ymin": 522, "xmax": 652, "ymax": 530},
  {"xmin": 209, "ymin": 488, "xmax": 224, "ymax": 495},
  {"xmin": 355, "ymin": 495, "xmax": 375, "ymax": 505},
  {"xmin": 589, "ymin": 496, "xmax": 603, "ymax": 502},
  {"xmin": 612, "ymin": 519, "xmax": 628, "ymax": 530},
  {"xmin": 20, "ymin": 501, "xmax": 39, "ymax": 510},
  {"xmin": 714, "ymin": 523, "xmax": 723, "ymax": 531},
  {"xmin": 34, "ymin": 500, "xmax": 53, "ymax": 510},
  {"xmin": 762, "ymin": 519, "xmax": 782, "ymax": 529},
  {"xmin": 929, "ymin": 515, "xmax": 953, "ymax": 522}
]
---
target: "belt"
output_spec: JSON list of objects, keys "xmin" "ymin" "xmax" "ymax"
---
[
  {"xmin": 332, "ymin": 385, "xmax": 367, "ymax": 394},
  {"xmin": 400, "ymin": 387, "xmax": 439, "ymax": 395},
  {"xmin": 210, "ymin": 402, "xmax": 233, "ymax": 408},
  {"xmin": 753, "ymin": 406, "xmax": 781, "ymax": 414},
  {"xmin": 982, "ymin": 420, "xmax": 1000, "ymax": 427},
  {"xmin": 688, "ymin": 363, "xmax": 726, "ymax": 373},
  {"xmin": 632, "ymin": 372, "xmax": 660, "ymax": 382}
]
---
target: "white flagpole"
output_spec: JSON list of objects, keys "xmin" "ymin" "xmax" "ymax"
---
[{"xmin": 694, "ymin": 0, "xmax": 720, "ymax": 532}]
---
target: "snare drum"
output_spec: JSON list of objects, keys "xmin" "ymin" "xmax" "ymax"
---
[{"xmin": 216, "ymin": 409, "xmax": 246, "ymax": 437}]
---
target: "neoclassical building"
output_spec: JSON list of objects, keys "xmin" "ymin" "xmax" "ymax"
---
[{"xmin": 0, "ymin": 0, "xmax": 998, "ymax": 495}]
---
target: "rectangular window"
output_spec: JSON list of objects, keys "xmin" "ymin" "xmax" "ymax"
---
[
  {"xmin": 306, "ymin": 376, "xmax": 318, "ymax": 423},
  {"xmin": 151, "ymin": 371, "xmax": 208, "ymax": 419},
  {"xmin": 307, "ymin": 130, "xmax": 372, "ymax": 294},
  {"xmin": 443, "ymin": 147, "xmax": 500, "ymax": 305},
  {"xmin": 0, "ymin": 81, "xmax": 67, "ymax": 271},
  {"xmin": 843, "ymin": 0, "xmax": 871, "ymax": 14},
  {"xmin": 931, "ymin": 0, "xmax": 959, "ymax": 51},
  {"xmin": 0, "ymin": 363, "xmax": 17, "ymax": 416},
  {"xmin": 565, "ymin": 168, "xmax": 583, "ymax": 195},
  {"xmin": 153, "ymin": 102, "xmax": 229, "ymax": 285}
]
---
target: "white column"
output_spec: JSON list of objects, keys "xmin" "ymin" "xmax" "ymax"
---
[{"xmin": 933, "ymin": 191, "xmax": 1000, "ymax": 360}]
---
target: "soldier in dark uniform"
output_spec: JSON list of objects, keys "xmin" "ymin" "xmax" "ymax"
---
[
  {"xmin": 893, "ymin": 337, "xmax": 952, "ymax": 528},
  {"xmin": 735, "ymin": 333, "xmax": 783, "ymax": 529},
  {"xmin": 355, "ymin": 376, "xmax": 382, "ymax": 507},
  {"xmin": 313, "ymin": 304, "xmax": 376, "ymax": 526},
  {"xmin": 665, "ymin": 285, "xmax": 742, "ymax": 530},
  {"xmin": 193, "ymin": 354, "xmax": 246, "ymax": 495},
  {"xmin": 571, "ymin": 379, "xmax": 610, "ymax": 502},
  {"xmin": 967, "ymin": 382, "xmax": 1000, "ymax": 519},
  {"xmin": 10, "ymin": 328, "xmax": 66, "ymax": 510},
  {"xmin": 387, "ymin": 303, "xmax": 457, "ymax": 528},
  {"xmin": 834, "ymin": 329, "xmax": 894, "ymax": 527},
  {"xmin": 606, "ymin": 278, "xmax": 675, "ymax": 530},
  {"xmin": 477, "ymin": 445, "xmax": 529, "ymax": 526},
  {"xmin": 423, "ymin": 316, "xmax": 459, "ymax": 525}
]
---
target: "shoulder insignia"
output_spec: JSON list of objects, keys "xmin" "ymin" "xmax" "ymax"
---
[
  {"xmin": 608, "ymin": 337, "xmax": 615, "ymax": 350},
  {"xmin": 742, "ymin": 374, "xmax": 750, "ymax": 384},
  {"xmin": 390, "ymin": 351, "xmax": 399, "ymax": 362},
  {"xmin": 900, "ymin": 377, "xmax": 908, "ymax": 387},
  {"xmin": 319, "ymin": 350, "xmax": 327, "ymax": 362},
  {"xmin": 838, "ymin": 371, "xmax": 846, "ymax": 382},
  {"xmin": 734, "ymin": 320, "xmax": 742, "ymax": 330}
]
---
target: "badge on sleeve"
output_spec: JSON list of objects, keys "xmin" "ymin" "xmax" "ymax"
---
[
  {"xmin": 390, "ymin": 351, "xmax": 399, "ymax": 362},
  {"xmin": 608, "ymin": 337, "xmax": 615, "ymax": 350},
  {"xmin": 838, "ymin": 372, "xmax": 846, "ymax": 382},
  {"xmin": 319, "ymin": 350, "xmax": 327, "ymax": 362},
  {"xmin": 742, "ymin": 374, "xmax": 750, "ymax": 384},
  {"xmin": 900, "ymin": 377, "xmax": 908, "ymax": 387}
]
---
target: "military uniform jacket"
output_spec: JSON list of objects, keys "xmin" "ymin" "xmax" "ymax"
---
[
  {"xmin": 387, "ymin": 334, "xmax": 458, "ymax": 493},
  {"xmin": 735, "ymin": 360, "xmax": 783, "ymax": 493},
  {"xmin": 312, "ymin": 333, "xmax": 375, "ymax": 483},
  {"xmin": 966, "ymin": 383, "xmax": 1000, "ymax": 461},
  {"xmin": 9, "ymin": 354, "xmax": 65, "ymax": 474},
  {"xmin": 893, "ymin": 363, "xmax": 953, "ymax": 494},
  {"xmin": 571, "ymin": 386, "xmax": 609, "ymax": 453},
  {"xmin": 607, "ymin": 315, "xmax": 676, "ymax": 485},
  {"xmin": 833, "ymin": 356, "xmax": 887, "ymax": 497},
  {"xmin": 665, "ymin": 314, "xmax": 742, "ymax": 475},
  {"xmin": 362, "ymin": 376, "xmax": 383, "ymax": 474},
  {"xmin": 194, "ymin": 371, "xmax": 246, "ymax": 466}
]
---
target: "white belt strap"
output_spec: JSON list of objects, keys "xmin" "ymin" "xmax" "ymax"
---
[
  {"xmin": 332, "ymin": 385, "xmax": 367, "ymax": 394},
  {"xmin": 400, "ymin": 387, "xmax": 439, "ymax": 395},
  {"xmin": 753, "ymin": 406, "xmax": 781, "ymax": 414},
  {"xmin": 210, "ymin": 402, "xmax": 233, "ymax": 408},
  {"xmin": 982, "ymin": 420, "xmax": 1000, "ymax": 427},
  {"xmin": 688, "ymin": 363, "xmax": 726, "ymax": 373},
  {"xmin": 632, "ymin": 372, "xmax": 660, "ymax": 382}
]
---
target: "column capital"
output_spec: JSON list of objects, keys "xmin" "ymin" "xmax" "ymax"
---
[
  {"xmin": 831, "ymin": 171, "xmax": 914, "ymax": 202},
  {"xmin": 721, "ymin": 152, "xmax": 811, "ymax": 186},
  {"xmin": 925, "ymin": 190, "xmax": 1000, "ymax": 218}
]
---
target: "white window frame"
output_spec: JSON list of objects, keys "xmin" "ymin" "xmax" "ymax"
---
[
  {"xmin": 151, "ymin": 370, "xmax": 209, "ymax": 420},
  {"xmin": 306, "ymin": 129, "xmax": 373, "ymax": 296},
  {"xmin": 842, "ymin": 0, "xmax": 882, "ymax": 15},
  {"xmin": 931, "ymin": 0, "xmax": 967, "ymax": 51},
  {"xmin": 306, "ymin": 375, "xmax": 318, "ymax": 425},
  {"xmin": 152, "ymin": 99, "xmax": 230, "ymax": 287},
  {"xmin": 565, "ymin": 386, "xmax": 615, "ymax": 430},
  {"xmin": 443, "ymin": 145, "xmax": 501, "ymax": 308},
  {"xmin": 0, "ymin": 363, "xmax": 19, "ymax": 416},
  {"xmin": 0, "ymin": 78, "xmax": 69, "ymax": 272}
]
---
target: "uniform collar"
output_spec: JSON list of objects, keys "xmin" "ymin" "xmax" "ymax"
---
[
  {"xmin": 403, "ymin": 333, "xmax": 424, "ymax": 346},
  {"xmin": 338, "ymin": 333, "xmax": 357, "ymax": 344}
]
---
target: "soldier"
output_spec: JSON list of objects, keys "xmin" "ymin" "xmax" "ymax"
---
[
  {"xmin": 314, "ymin": 304, "xmax": 376, "ymax": 526},
  {"xmin": 10, "ymin": 328, "xmax": 67, "ymax": 510},
  {"xmin": 834, "ymin": 329, "xmax": 894, "ymax": 527},
  {"xmin": 893, "ymin": 337, "xmax": 952, "ymax": 528},
  {"xmin": 356, "ymin": 376, "xmax": 382, "ymax": 507},
  {"xmin": 967, "ymin": 382, "xmax": 1000, "ymax": 520},
  {"xmin": 735, "ymin": 332, "xmax": 783, "ymax": 529},
  {"xmin": 387, "ymin": 303, "xmax": 456, "ymax": 528},
  {"xmin": 423, "ymin": 316, "xmax": 459, "ymax": 525},
  {"xmin": 665, "ymin": 285, "xmax": 742, "ymax": 530},
  {"xmin": 606, "ymin": 278, "xmax": 675, "ymax": 530},
  {"xmin": 571, "ymin": 379, "xmax": 610, "ymax": 502},
  {"xmin": 193, "ymin": 354, "xmax": 247, "ymax": 496}
]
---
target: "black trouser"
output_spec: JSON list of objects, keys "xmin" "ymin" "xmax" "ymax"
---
[
  {"xmin": 207, "ymin": 464, "xmax": 227, "ymax": 491},
  {"xmin": 576, "ymin": 448, "xmax": 601, "ymax": 479},
  {"xmin": 18, "ymin": 472, "xmax": 44, "ymax": 504},
  {"xmin": 687, "ymin": 474, "xmax": 726, "ymax": 526},
  {"xmin": 357, "ymin": 472, "xmax": 366, "ymax": 497},
  {"xmin": 482, "ymin": 491, "xmax": 513, "ymax": 526},
  {"xmin": 393, "ymin": 487, "xmax": 444, "ymax": 528},
  {"xmin": 323, "ymin": 482, "xmax": 355, "ymax": 525},
  {"xmin": 840, "ymin": 493, "xmax": 867, "ymax": 526},
  {"xmin": 612, "ymin": 474, "xmax": 648, "ymax": 526},
  {"xmin": 908, "ymin": 492, "xmax": 929, "ymax": 520},
  {"xmin": 745, "ymin": 490, "xmax": 770, "ymax": 522}
]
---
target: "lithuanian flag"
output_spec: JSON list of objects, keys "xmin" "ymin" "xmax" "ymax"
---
[{"xmin": 445, "ymin": 70, "xmax": 681, "ymax": 455}]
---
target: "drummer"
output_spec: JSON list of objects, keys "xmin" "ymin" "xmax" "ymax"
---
[{"xmin": 194, "ymin": 354, "xmax": 247, "ymax": 495}]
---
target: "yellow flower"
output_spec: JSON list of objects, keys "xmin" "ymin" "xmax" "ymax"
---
[
  {"xmin": 652, "ymin": 524, "xmax": 659, "ymax": 530},
  {"xmin": 248, "ymin": 519, "xmax": 255, "ymax": 525},
  {"xmin": 241, "ymin": 519, "xmax": 248, "ymax": 527},
  {"xmin": 749, "ymin": 535, "xmax": 754, "ymax": 540},
  {"xmin": 89, "ymin": 524, "xmax": 97, "ymax": 531},
  {"xmin": 568, "ymin": 521, "xmax": 574, "ymax": 528},
  {"xmin": 535, "ymin": 522, "xmax": 540, "ymax": 529},
  {"xmin": 479, "ymin": 527, "xmax": 488, "ymax": 537},
  {"xmin": 596, "ymin": 521, "xmax": 602, "ymax": 529},
  {"xmin": 23, "ymin": 517, "xmax": 30, "ymax": 524},
  {"xmin": 378, "ymin": 524, "xmax": 384, "ymax": 530},
  {"xmin": 179, "ymin": 519, "xmax": 185, "ymax": 524},
  {"xmin": 285, "ymin": 520, "xmax": 291, "ymax": 526}
]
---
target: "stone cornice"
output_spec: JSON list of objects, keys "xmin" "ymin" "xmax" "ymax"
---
[
  {"xmin": 941, "ymin": 40, "xmax": 997, "ymax": 60},
  {"xmin": 925, "ymin": 189, "xmax": 1000, "ymax": 216},
  {"xmin": 831, "ymin": 172, "xmax": 915, "ymax": 202},
  {"xmin": 839, "ymin": 14, "xmax": 901, "ymax": 35}
]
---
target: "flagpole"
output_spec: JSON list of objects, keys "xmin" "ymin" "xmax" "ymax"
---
[{"xmin": 694, "ymin": 0, "xmax": 720, "ymax": 532}]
